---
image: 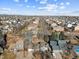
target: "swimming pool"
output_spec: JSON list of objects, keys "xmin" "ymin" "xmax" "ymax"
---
[
  {"xmin": 75, "ymin": 49, "xmax": 79, "ymax": 52},
  {"xmin": 73, "ymin": 46, "xmax": 79, "ymax": 55}
]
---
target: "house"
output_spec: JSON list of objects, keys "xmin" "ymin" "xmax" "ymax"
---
[
  {"xmin": 73, "ymin": 45, "xmax": 79, "ymax": 56},
  {"xmin": 53, "ymin": 26, "xmax": 64, "ymax": 31},
  {"xmin": 33, "ymin": 20, "xmax": 39, "ymax": 25},
  {"xmin": 74, "ymin": 25, "xmax": 79, "ymax": 31},
  {"xmin": 28, "ymin": 23, "xmax": 38, "ymax": 30},
  {"xmin": 67, "ymin": 24, "xmax": 73, "ymax": 28},
  {"xmin": 32, "ymin": 35, "xmax": 44, "ymax": 44},
  {"xmin": 51, "ymin": 23, "xmax": 57, "ymax": 27}
]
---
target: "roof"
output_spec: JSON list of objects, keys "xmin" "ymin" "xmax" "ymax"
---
[{"xmin": 53, "ymin": 26, "xmax": 64, "ymax": 31}]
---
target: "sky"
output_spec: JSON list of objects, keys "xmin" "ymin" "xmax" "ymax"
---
[{"xmin": 0, "ymin": 0, "xmax": 79, "ymax": 16}]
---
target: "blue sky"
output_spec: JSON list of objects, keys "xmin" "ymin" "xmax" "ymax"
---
[{"xmin": 0, "ymin": 0, "xmax": 79, "ymax": 16}]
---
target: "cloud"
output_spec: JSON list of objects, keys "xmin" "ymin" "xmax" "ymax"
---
[
  {"xmin": 0, "ymin": 8, "xmax": 25, "ymax": 15},
  {"xmin": 38, "ymin": 3, "xmax": 66, "ymax": 11},
  {"xmin": 26, "ymin": 5, "xmax": 30, "ymax": 8},
  {"xmin": 14, "ymin": 0, "xmax": 19, "ymax": 2},
  {"xmin": 0, "ymin": 8, "xmax": 11, "ymax": 11},
  {"xmin": 46, "ymin": 4, "xmax": 58, "ymax": 11},
  {"xmin": 0, "ymin": 8, "xmax": 16, "ymax": 14},
  {"xmin": 71, "ymin": 10, "xmax": 79, "ymax": 14},
  {"xmin": 56, "ymin": 10, "xmax": 79, "ymax": 16},
  {"xmin": 24, "ymin": 0, "xmax": 28, "ymax": 2},
  {"xmin": 60, "ymin": 6, "xmax": 65, "ymax": 9},
  {"xmin": 17, "ymin": 4, "xmax": 23, "ymax": 7},
  {"xmin": 59, "ymin": 2, "xmax": 66, "ymax": 9},
  {"xmin": 60, "ymin": 2, "xmax": 64, "ymax": 5},
  {"xmin": 26, "ymin": 5, "xmax": 36, "ymax": 8},
  {"xmin": 14, "ymin": 0, "xmax": 28, "ymax": 3},
  {"xmin": 66, "ymin": 10, "xmax": 79, "ymax": 15},
  {"xmin": 38, "ymin": 4, "xmax": 58, "ymax": 11},
  {"xmin": 66, "ymin": 2, "xmax": 70, "ymax": 5},
  {"xmin": 35, "ymin": 0, "xmax": 39, "ymax": 2},
  {"xmin": 40, "ymin": 0, "xmax": 48, "ymax": 4},
  {"xmin": 26, "ymin": 10, "xmax": 79, "ymax": 16},
  {"xmin": 54, "ymin": 0, "xmax": 57, "ymax": 2},
  {"xmin": 32, "ymin": 6, "xmax": 35, "ymax": 8}
]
